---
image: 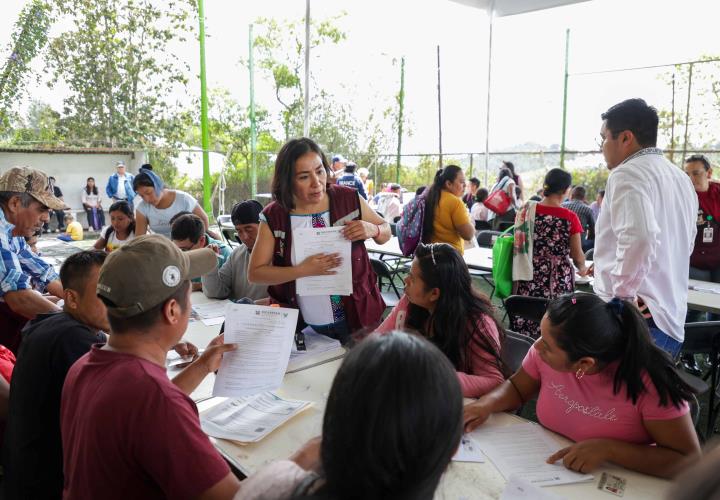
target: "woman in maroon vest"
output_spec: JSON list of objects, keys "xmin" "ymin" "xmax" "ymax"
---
[{"xmin": 249, "ymin": 138, "xmax": 390, "ymax": 343}]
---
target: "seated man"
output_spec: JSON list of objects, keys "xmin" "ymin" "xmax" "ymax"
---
[
  {"xmin": 0, "ymin": 167, "xmax": 65, "ymax": 353},
  {"xmin": 202, "ymin": 201, "xmax": 268, "ymax": 302},
  {"xmin": 171, "ymin": 213, "xmax": 231, "ymax": 291},
  {"xmin": 61, "ymin": 235, "xmax": 240, "ymax": 499},
  {"xmin": 2, "ymin": 250, "xmax": 109, "ymax": 499},
  {"xmin": 562, "ymin": 185, "xmax": 595, "ymax": 251}
]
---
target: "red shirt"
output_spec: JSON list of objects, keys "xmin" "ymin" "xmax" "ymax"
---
[
  {"xmin": 535, "ymin": 204, "xmax": 584, "ymax": 234},
  {"xmin": 61, "ymin": 347, "xmax": 230, "ymax": 500},
  {"xmin": 697, "ymin": 182, "xmax": 720, "ymax": 222},
  {"xmin": 691, "ymin": 182, "xmax": 720, "ymax": 269}
]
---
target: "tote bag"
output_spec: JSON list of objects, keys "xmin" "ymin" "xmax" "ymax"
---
[{"xmin": 492, "ymin": 225, "xmax": 515, "ymax": 299}]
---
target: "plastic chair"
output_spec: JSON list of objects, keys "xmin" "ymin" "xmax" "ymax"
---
[
  {"xmin": 476, "ymin": 230, "xmax": 503, "ymax": 249},
  {"xmin": 370, "ymin": 258, "xmax": 403, "ymax": 309},
  {"xmin": 221, "ymin": 226, "xmax": 239, "ymax": 247},
  {"xmin": 584, "ymin": 248, "xmax": 594, "ymax": 260},
  {"xmin": 502, "ymin": 330, "xmax": 535, "ymax": 373},
  {"xmin": 503, "ymin": 295, "xmax": 549, "ymax": 324},
  {"xmin": 681, "ymin": 321, "xmax": 720, "ymax": 437},
  {"xmin": 475, "ymin": 220, "xmax": 492, "ymax": 232}
]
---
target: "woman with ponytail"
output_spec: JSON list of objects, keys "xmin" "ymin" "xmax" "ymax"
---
[
  {"xmin": 376, "ymin": 243, "xmax": 506, "ymax": 398},
  {"xmin": 464, "ymin": 292, "xmax": 700, "ymax": 478},
  {"xmin": 421, "ymin": 165, "xmax": 475, "ymax": 254}
]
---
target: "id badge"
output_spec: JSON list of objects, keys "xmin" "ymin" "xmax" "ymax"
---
[{"xmin": 703, "ymin": 226, "xmax": 714, "ymax": 243}]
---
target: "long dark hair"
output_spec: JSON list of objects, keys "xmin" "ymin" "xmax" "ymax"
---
[
  {"xmin": 85, "ymin": 177, "xmax": 98, "ymax": 195},
  {"xmin": 272, "ymin": 137, "xmax": 330, "ymax": 210},
  {"xmin": 105, "ymin": 200, "xmax": 136, "ymax": 239},
  {"xmin": 546, "ymin": 292, "xmax": 694, "ymax": 407},
  {"xmin": 405, "ymin": 243, "xmax": 507, "ymax": 377},
  {"xmin": 422, "ymin": 165, "xmax": 462, "ymax": 242},
  {"xmin": 318, "ymin": 331, "xmax": 462, "ymax": 500}
]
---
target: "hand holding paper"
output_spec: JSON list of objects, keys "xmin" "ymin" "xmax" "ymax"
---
[{"xmin": 294, "ymin": 226, "xmax": 352, "ymax": 296}]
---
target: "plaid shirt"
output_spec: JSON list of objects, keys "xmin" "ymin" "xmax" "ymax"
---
[
  {"xmin": 562, "ymin": 199, "xmax": 595, "ymax": 238},
  {"xmin": 0, "ymin": 209, "xmax": 58, "ymax": 296}
]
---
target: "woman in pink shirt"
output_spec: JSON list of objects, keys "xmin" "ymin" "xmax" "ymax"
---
[
  {"xmin": 376, "ymin": 242, "xmax": 506, "ymax": 398},
  {"xmin": 464, "ymin": 292, "xmax": 700, "ymax": 478}
]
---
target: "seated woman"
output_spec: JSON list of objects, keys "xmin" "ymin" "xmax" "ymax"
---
[
  {"xmin": 470, "ymin": 187, "xmax": 490, "ymax": 232},
  {"xmin": 235, "ymin": 331, "xmax": 463, "ymax": 499},
  {"xmin": 93, "ymin": 200, "xmax": 136, "ymax": 252},
  {"xmin": 132, "ymin": 167, "xmax": 213, "ymax": 238},
  {"xmin": 376, "ymin": 243, "xmax": 505, "ymax": 398},
  {"xmin": 422, "ymin": 165, "xmax": 475, "ymax": 255},
  {"xmin": 464, "ymin": 292, "xmax": 700, "ymax": 478}
]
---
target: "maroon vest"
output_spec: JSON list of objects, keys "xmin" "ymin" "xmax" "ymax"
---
[{"xmin": 262, "ymin": 185, "xmax": 385, "ymax": 333}]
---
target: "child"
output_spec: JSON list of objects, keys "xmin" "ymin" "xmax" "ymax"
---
[
  {"xmin": 57, "ymin": 213, "xmax": 83, "ymax": 242},
  {"xmin": 93, "ymin": 200, "xmax": 136, "ymax": 252}
]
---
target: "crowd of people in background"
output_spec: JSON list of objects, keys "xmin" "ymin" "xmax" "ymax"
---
[{"xmin": 0, "ymin": 96, "xmax": 719, "ymax": 498}]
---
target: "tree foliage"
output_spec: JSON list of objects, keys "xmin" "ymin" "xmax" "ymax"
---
[{"xmin": 44, "ymin": 0, "xmax": 196, "ymax": 147}]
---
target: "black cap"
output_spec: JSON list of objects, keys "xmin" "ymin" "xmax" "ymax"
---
[{"xmin": 231, "ymin": 200, "xmax": 263, "ymax": 225}]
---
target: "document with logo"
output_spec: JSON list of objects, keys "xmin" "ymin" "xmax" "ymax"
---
[
  {"xmin": 471, "ymin": 422, "xmax": 593, "ymax": 487},
  {"xmin": 201, "ymin": 392, "xmax": 312, "ymax": 443},
  {"xmin": 293, "ymin": 226, "xmax": 352, "ymax": 296},
  {"xmin": 212, "ymin": 303, "xmax": 299, "ymax": 397}
]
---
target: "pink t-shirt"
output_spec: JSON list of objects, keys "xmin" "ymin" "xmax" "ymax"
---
[
  {"xmin": 522, "ymin": 345, "xmax": 688, "ymax": 444},
  {"xmin": 376, "ymin": 295, "xmax": 505, "ymax": 398}
]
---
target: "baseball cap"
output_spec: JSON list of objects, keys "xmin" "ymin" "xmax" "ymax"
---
[
  {"xmin": 97, "ymin": 234, "xmax": 217, "ymax": 318},
  {"xmin": 0, "ymin": 166, "xmax": 65, "ymax": 210},
  {"xmin": 230, "ymin": 200, "xmax": 263, "ymax": 225},
  {"xmin": 331, "ymin": 155, "xmax": 347, "ymax": 163},
  {"xmin": 116, "ymin": 161, "xmax": 126, "ymax": 168}
]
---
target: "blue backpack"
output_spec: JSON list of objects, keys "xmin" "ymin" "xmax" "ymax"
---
[{"xmin": 396, "ymin": 193, "xmax": 427, "ymax": 257}]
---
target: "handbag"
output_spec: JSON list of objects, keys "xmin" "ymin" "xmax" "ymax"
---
[
  {"xmin": 484, "ymin": 178, "xmax": 512, "ymax": 215},
  {"xmin": 492, "ymin": 225, "xmax": 515, "ymax": 299}
]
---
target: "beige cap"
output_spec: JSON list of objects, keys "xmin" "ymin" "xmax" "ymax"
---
[
  {"xmin": 0, "ymin": 166, "xmax": 65, "ymax": 210},
  {"xmin": 97, "ymin": 234, "xmax": 217, "ymax": 318}
]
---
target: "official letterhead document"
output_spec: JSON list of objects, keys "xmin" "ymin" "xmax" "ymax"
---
[
  {"xmin": 293, "ymin": 226, "xmax": 352, "ymax": 296},
  {"xmin": 471, "ymin": 422, "xmax": 594, "ymax": 487},
  {"xmin": 201, "ymin": 392, "xmax": 311, "ymax": 443},
  {"xmin": 212, "ymin": 304, "xmax": 298, "ymax": 397}
]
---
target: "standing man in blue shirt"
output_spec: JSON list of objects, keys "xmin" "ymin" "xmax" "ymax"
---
[
  {"xmin": 105, "ymin": 161, "xmax": 135, "ymax": 209},
  {"xmin": 0, "ymin": 166, "xmax": 65, "ymax": 353},
  {"xmin": 336, "ymin": 162, "xmax": 368, "ymax": 199}
]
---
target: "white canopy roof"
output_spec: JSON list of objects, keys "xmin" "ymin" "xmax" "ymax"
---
[{"xmin": 449, "ymin": 0, "xmax": 591, "ymax": 17}]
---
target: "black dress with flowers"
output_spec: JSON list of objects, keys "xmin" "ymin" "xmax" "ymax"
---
[{"xmin": 511, "ymin": 205, "xmax": 583, "ymax": 338}]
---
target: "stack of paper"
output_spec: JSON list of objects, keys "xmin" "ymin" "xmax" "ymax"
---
[
  {"xmin": 470, "ymin": 422, "xmax": 593, "ymax": 487},
  {"xmin": 213, "ymin": 303, "xmax": 298, "ymax": 397},
  {"xmin": 201, "ymin": 392, "xmax": 312, "ymax": 443},
  {"xmin": 287, "ymin": 328, "xmax": 343, "ymax": 372},
  {"xmin": 192, "ymin": 300, "xmax": 231, "ymax": 326}
]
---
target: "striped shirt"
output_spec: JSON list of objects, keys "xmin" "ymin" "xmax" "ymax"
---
[{"xmin": 0, "ymin": 209, "xmax": 58, "ymax": 296}]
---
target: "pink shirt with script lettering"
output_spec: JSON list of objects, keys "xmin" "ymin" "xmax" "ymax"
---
[{"xmin": 522, "ymin": 345, "xmax": 688, "ymax": 444}]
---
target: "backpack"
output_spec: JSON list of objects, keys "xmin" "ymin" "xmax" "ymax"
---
[{"xmin": 396, "ymin": 193, "xmax": 427, "ymax": 257}]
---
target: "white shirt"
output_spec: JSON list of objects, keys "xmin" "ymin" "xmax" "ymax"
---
[
  {"xmin": 593, "ymin": 148, "xmax": 697, "ymax": 342},
  {"xmin": 116, "ymin": 174, "xmax": 127, "ymax": 199}
]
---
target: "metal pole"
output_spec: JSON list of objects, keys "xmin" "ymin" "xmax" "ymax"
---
[
  {"xmin": 484, "ymin": 2, "xmax": 495, "ymax": 188},
  {"xmin": 197, "ymin": 0, "xmax": 212, "ymax": 214},
  {"xmin": 682, "ymin": 63, "xmax": 694, "ymax": 161},
  {"xmin": 437, "ymin": 45, "xmax": 443, "ymax": 169},
  {"xmin": 303, "ymin": 0, "xmax": 311, "ymax": 137},
  {"xmin": 249, "ymin": 24, "xmax": 257, "ymax": 198},
  {"xmin": 560, "ymin": 28, "xmax": 570, "ymax": 169},
  {"xmin": 669, "ymin": 72, "xmax": 676, "ymax": 163},
  {"xmin": 396, "ymin": 56, "xmax": 405, "ymax": 184}
]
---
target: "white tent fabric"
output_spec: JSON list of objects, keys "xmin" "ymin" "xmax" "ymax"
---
[{"xmin": 449, "ymin": 0, "xmax": 590, "ymax": 17}]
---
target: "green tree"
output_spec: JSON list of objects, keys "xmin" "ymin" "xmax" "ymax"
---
[
  {"xmin": 9, "ymin": 100, "xmax": 63, "ymax": 144},
  {"xmin": 0, "ymin": 0, "xmax": 52, "ymax": 131},
  {"xmin": 44, "ymin": 0, "xmax": 196, "ymax": 147}
]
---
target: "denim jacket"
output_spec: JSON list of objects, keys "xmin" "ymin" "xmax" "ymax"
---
[{"xmin": 105, "ymin": 173, "xmax": 135, "ymax": 200}]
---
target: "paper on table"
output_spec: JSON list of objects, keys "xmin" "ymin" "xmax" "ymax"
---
[
  {"xmin": 192, "ymin": 300, "xmax": 231, "ymax": 320},
  {"xmin": 452, "ymin": 434, "xmax": 485, "ymax": 463},
  {"xmin": 201, "ymin": 316, "xmax": 225, "ymax": 327},
  {"xmin": 471, "ymin": 422, "xmax": 593, "ymax": 487},
  {"xmin": 293, "ymin": 226, "xmax": 352, "ymax": 296},
  {"xmin": 689, "ymin": 284, "xmax": 720, "ymax": 295},
  {"xmin": 201, "ymin": 392, "xmax": 312, "ymax": 443},
  {"xmin": 500, "ymin": 475, "xmax": 563, "ymax": 500},
  {"xmin": 212, "ymin": 304, "xmax": 298, "ymax": 397},
  {"xmin": 287, "ymin": 327, "xmax": 344, "ymax": 373}
]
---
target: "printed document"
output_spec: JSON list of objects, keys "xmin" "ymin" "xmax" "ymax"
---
[
  {"xmin": 293, "ymin": 226, "xmax": 352, "ymax": 296},
  {"xmin": 192, "ymin": 300, "xmax": 231, "ymax": 322},
  {"xmin": 452, "ymin": 434, "xmax": 485, "ymax": 463},
  {"xmin": 201, "ymin": 392, "xmax": 311, "ymax": 443},
  {"xmin": 471, "ymin": 422, "xmax": 593, "ymax": 487},
  {"xmin": 212, "ymin": 304, "xmax": 298, "ymax": 397}
]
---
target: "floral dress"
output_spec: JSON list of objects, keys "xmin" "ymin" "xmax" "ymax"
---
[{"xmin": 511, "ymin": 205, "xmax": 582, "ymax": 338}]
